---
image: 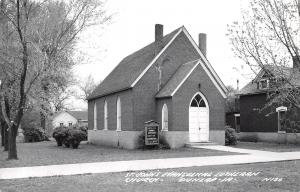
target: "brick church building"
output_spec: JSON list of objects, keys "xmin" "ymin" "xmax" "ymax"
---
[{"xmin": 87, "ymin": 24, "xmax": 227, "ymax": 149}]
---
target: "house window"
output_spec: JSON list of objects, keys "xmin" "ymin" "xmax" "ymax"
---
[
  {"xmin": 116, "ymin": 97, "xmax": 121, "ymax": 131},
  {"xmin": 162, "ymin": 104, "xmax": 168, "ymax": 131},
  {"xmin": 259, "ymin": 79, "xmax": 269, "ymax": 89},
  {"xmin": 60, "ymin": 123, "xmax": 64, "ymax": 127},
  {"xmin": 104, "ymin": 100, "xmax": 108, "ymax": 130},
  {"xmin": 94, "ymin": 103, "xmax": 97, "ymax": 130},
  {"xmin": 68, "ymin": 122, "xmax": 72, "ymax": 127}
]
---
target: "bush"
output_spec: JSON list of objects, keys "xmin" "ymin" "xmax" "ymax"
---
[
  {"xmin": 52, "ymin": 126, "xmax": 69, "ymax": 146},
  {"xmin": 66, "ymin": 129, "xmax": 87, "ymax": 149},
  {"xmin": 52, "ymin": 126, "xmax": 87, "ymax": 149},
  {"xmin": 137, "ymin": 131, "xmax": 170, "ymax": 150},
  {"xmin": 225, "ymin": 126, "xmax": 237, "ymax": 146},
  {"xmin": 239, "ymin": 135, "xmax": 258, "ymax": 142},
  {"xmin": 23, "ymin": 127, "xmax": 49, "ymax": 142}
]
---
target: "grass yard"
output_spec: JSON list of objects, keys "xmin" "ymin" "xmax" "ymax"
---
[
  {"xmin": 0, "ymin": 160, "xmax": 299, "ymax": 192},
  {"xmin": 0, "ymin": 141, "xmax": 238, "ymax": 168},
  {"xmin": 235, "ymin": 141, "xmax": 300, "ymax": 152}
]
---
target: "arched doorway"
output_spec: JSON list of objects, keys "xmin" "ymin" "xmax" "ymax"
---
[{"xmin": 189, "ymin": 92, "xmax": 209, "ymax": 142}]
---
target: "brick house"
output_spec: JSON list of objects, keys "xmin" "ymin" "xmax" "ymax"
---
[
  {"xmin": 238, "ymin": 60, "xmax": 300, "ymax": 143},
  {"xmin": 87, "ymin": 24, "xmax": 227, "ymax": 149}
]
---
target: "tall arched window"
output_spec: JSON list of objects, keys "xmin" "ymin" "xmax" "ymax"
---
[
  {"xmin": 116, "ymin": 97, "xmax": 121, "ymax": 131},
  {"xmin": 104, "ymin": 100, "xmax": 108, "ymax": 130},
  {"xmin": 93, "ymin": 103, "xmax": 97, "ymax": 130},
  {"xmin": 162, "ymin": 104, "xmax": 168, "ymax": 131}
]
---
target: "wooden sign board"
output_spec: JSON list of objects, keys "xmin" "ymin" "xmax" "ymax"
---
[{"xmin": 145, "ymin": 120, "xmax": 159, "ymax": 145}]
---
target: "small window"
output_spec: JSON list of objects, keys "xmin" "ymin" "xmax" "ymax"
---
[
  {"xmin": 68, "ymin": 122, "xmax": 72, "ymax": 127},
  {"xmin": 162, "ymin": 104, "xmax": 168, "ymax": 131},
  {"xmin": 60, "ymin": 123, "xmax": 64, "ymax": 127},
  {"xmin": 190, "ymin": 93, "xmax": 207, "ymax": 108},
  {"xmin": 259, "ymin": 79, "xmax": 269, "ymax": 89}
]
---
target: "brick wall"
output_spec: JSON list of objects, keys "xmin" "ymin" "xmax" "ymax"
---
[
  {"xmin": 88, "ymin": 90, "xmax": 133, "ymax": 131},
  {"xmin": 240, "ymin": 94, "xmax": 277, "ymax": 132},
  {"xmin": 133, "ymin": 32, "xmax": 199, "ymax": 131},
  {"xmin": 173, "ymin": 64, "xmax": 225, "ymax": 131}
]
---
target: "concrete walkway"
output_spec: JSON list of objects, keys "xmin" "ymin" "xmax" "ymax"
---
[{"xmin": 0, "ymin": 145, "xmax": 300, "ymax": 180}]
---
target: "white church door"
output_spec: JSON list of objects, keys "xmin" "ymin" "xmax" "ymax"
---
[{"xmin": 189, "ymin": 92, "xmax": 209, "ymax": 142}]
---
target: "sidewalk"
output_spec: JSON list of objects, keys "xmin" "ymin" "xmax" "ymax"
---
[{"xmin": 0, "ymin": 145, "xmax": 300, "ymax": 180}]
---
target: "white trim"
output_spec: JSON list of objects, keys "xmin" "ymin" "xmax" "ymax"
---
[
  {"xmin": 162, "ymin": 103, "xmax": 168, "ymax": 131},
  {"xmin": 93, "ymin": 103, "xmax": 97, "ymax": 130},
  {"xmin": 171, "ymin": 60, "xmax": 201, "ymax": 96},
  {"xmin": 130, "ymin": 27, "xmax": 183, "ymax": 87},
  {"xmin": 234, "ymin": 114, "xmax": 240, "ymax": 117},
  {"xmin": 104, "ymin": 100, "xmax": 108, "ymax": 130},
  {"xmin": 181, "ymin": 27, "xmax": 227, "ymax": 98},
  {"xmin": 189, "ymin": 92, "xmax": 210, "ymax": 142},
  {"xmin": 116, "ymin": 97, "xmax": 121, "ymax": 131}
]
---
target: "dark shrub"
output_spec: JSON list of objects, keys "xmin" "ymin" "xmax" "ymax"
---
[
  {"xmin": 52, "ymin": 126, "xmax": 68, "ymax": 146},
  {"xmin": 225, "ymin": 126, "xmax": 237, "ymax": 146},
  {"xmin": 23, "ymin": 127, "xmax": 49, "ymax": 142},
  {"xmin": 239, "ymin": 135, "xmax": 258, "ymax": 142},
  {"xmin": 66, "ymin": 129, "xmax": 87, "ymax": 149},
  {"xmin": 137, "ymin": 131, "xmax": 170, "ymax": 150}
]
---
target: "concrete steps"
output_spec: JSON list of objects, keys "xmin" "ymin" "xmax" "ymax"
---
[{"xmin": 185, "ymin": 142, "xmax": 218, "ymax": 148}]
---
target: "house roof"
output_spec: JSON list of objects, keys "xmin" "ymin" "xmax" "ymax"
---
[
  {"xmin": 87, "ymin": 27, "xmax": 182, "ymax": 100},
  {"xmin": 238, "ymin": 65, "xmax": 300, "ymax": 96},
  {"xmin": 53, "ymin": 111, "xmax": 88, "ymax": 121},
  {"xmin": 88, "ymin": 26, "xmax": 228, "ymax": 100},
  {"xmin": 156, "ymin": 59, "xmax": 200, "ymax": 98}
]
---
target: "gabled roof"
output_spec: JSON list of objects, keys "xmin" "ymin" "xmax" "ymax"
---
[
  {"xmin": 238, "ymin": 65, "xmax": 300, "ymax": 96},
  {"xmin": 53, "ymin": 111, "xmax": 88, "ymax": 121},
  {"xmin": 87, "ymin": 27, "xmax": 182, "ymax": 100},
  {"xmin": 156, "ymin": 59, "xmax": 200, "ymax": 98},
  {"xmin": 88, "ymin": 26, "xmax": 228, "ymax": 100},
  {"xmin": 67, "ymin": 111, "xmax": 88, "ymax": 121}
]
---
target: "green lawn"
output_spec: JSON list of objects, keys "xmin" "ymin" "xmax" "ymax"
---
[
  {"xmin": 0, "ymin": 141, "xmax": 238, "ymax": 168},
  {"xmin": 0, "ymin": 160, "xmax": 299, "ymax": 192},
  {"xmin": 235, "ymin": 141, "xmax": 300, "ymax": 152}
]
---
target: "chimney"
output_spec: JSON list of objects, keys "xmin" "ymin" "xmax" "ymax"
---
[
  {"xmin": 198, "ymin": 33, "xmax": 207, "ymax": 57},
  {"xmin": 293, "ymin": 56, "xmax": 300, "ymax": 69},
  {"xmin": 155, "ymin": 24, "xmax": 163, "ymax": 54}
]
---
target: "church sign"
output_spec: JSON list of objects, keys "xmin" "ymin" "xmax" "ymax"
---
[{"xmin": 145, "ymin": 120, "xmax": 159, "ymax": 145}]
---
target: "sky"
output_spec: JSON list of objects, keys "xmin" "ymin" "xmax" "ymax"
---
[{"xmin": 71, "ymin": 0, "xmax": 254, "ymax": 110}]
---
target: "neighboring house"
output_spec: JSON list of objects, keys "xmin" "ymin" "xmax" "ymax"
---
[
  {"xmin": 87, "ymin": 24, "xmax": 228, "ymax": 149},
  {"xmin": 237, "ymin": 59, "xmax": 300, "ymax": 143},
  {"xmin": 52, "ymin": 111, "xmax": 88, "ymax": 128}
]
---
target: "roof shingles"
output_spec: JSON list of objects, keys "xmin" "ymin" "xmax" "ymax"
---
[
  {"xmin": 88, "ymin": 27, "xmax": 182, "ymax": 100},
  {"xmin": 156, "ymin": 59, "xmax": 200, "ymax": 98}
]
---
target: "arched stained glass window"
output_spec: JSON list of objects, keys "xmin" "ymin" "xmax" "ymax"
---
[
  {"xmin": 190, "ymin": 94, "xmax": 206, "ymax": 108},
  {"xmin": 104, "ymin": 100, "xmax": 108, "ymax": 130},
  {"xmin": 162, "ymin": 104, "xmax": 168, "ymax": 131},
  {"xmin": 116, "ymin": 97, "xmax": 121, "ymax": 131},
  {"xmin": 93, "ymin": 103, "xmax": 97, "ymax": 130}
]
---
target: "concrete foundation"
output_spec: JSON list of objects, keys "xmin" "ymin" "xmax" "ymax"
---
[
  {"xmin": 89, "ymin": 129, "xmax": 225, "ymax": 149},
  {"xmin": 209, "ymin": 130, "xmax": 225, "ymax": 145},
  {"xmin": 160, "ymin": 131, "xmax": 189, "ymax": 148},
  {"xmin": 238, "ymin": 132, "xmax": 300, "ymax": 144}
]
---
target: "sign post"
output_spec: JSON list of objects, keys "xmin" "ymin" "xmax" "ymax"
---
[
  {"xmin": 144, "ymin": 120, "xmax": 159, "ymax": 146},
  {"xmin": 276, "ymin": 106, "xmax": 287, "ymax": 144}
]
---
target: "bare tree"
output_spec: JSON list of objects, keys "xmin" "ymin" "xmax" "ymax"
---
[
  {"xmin": 0, "ymin": 0, "xmax": 111, "ymax": 160},
  {"xmin": 228, "ymin": 0, "xmax": 300, "ymax": 108},
  {"xmin": 77, "ymin": 75, "xmax": 98, "ymax": 101}
]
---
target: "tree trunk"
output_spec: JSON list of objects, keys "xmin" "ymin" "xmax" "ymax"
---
[
  {"xmin": 40, "ymin": 110, "xmax": 46, "ymax": 130},
  {"xmin": 1, "ymin": 121, "xmax": 4, "ymax": 147},
  {"xmin": 8, "ymin": 124, "xmax": 18, "ymax": 159},
  {"xmin": 4, "ymin": 123, "xmax": 8, "ymax": 151}
]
